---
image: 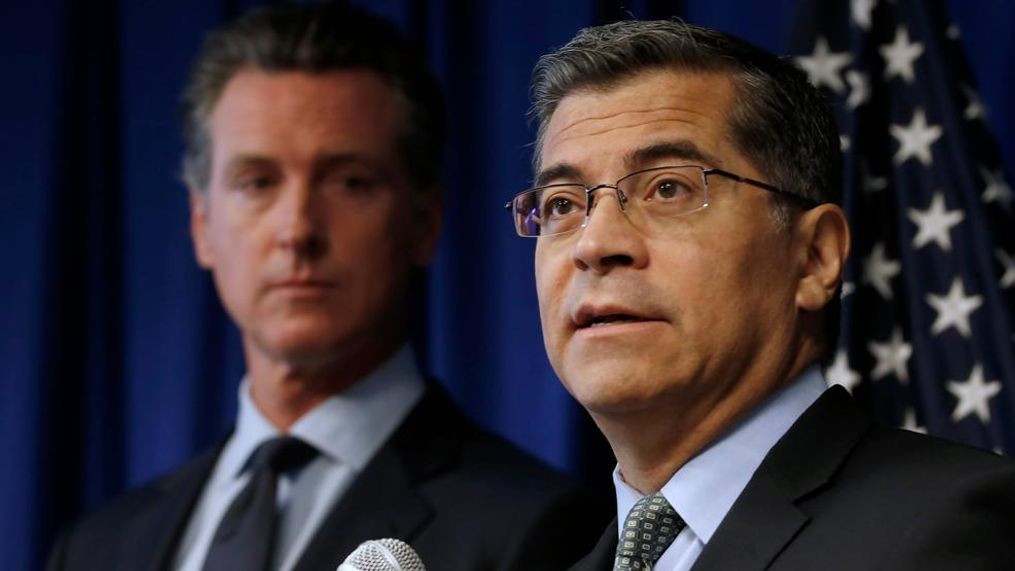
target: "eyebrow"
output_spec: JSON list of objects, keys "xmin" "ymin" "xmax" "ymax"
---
[
  {"xmin": 624, "ymin": 140, "xmax": 720, "ymax": 171},
  {"xmin": 534, "ymin": 140, "xmax": 722, "ymax": 188},
  {"xmin": 533, "ymin": 163, "xmax": 584, "ymax": 187},
  {"xmin": 316, "ymin": 152, "xmax": 384, "ymax": 170},
  {"xmin": 223, "ymin": 154, "xmax": 276, "ymax": 172}
]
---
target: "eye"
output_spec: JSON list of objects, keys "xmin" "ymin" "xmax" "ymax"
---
[
  {"xmin": 321, "ymin": 168, "xmax": 382, "ymax": 196},
  {"xmin": 343, "ymin": 176, "xmax": 376, "ymax": 193},
  {"xmin": 539, "ymin": 188, "xmax": 584, "ymax": 219},
  {"xmin": 651, "ymin": 178, "xmax": 691, "ymax": 200},
  {"xmin": 548, "ymin": 197, "xmax": 577, "ymax": 217},
  {"xmin": 233, "ymin": 173, "xmax": 276, "ymax": 193}
]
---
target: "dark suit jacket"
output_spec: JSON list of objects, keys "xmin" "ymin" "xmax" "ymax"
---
[
  {"xmin": 48, "ymin": 385, "xmax": 610, "ymax": 571},
  {"xmin": 570, "ymin": 386, "xmax": 1015, "ymax": 571}
]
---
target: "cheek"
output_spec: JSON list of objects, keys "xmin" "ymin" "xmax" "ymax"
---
[
  {"xmin": 534, "ymin": 247, "xmax": 567, "ymax": 329},
  {"xmin": 342, "ymin": 204, "xmax": 415, "ymax": 290},
  {"xmin": 206, "ymin": 214, "xmax": 259, "ymax": 284},
  {"xmin": 698, "ymin": 233, "xmax": 794, "ymax": 325},
  {"xmin": 655, "ymin": 232, "xmax": 757, "ymax": 333}
]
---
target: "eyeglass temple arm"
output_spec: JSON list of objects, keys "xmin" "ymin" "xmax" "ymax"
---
[{"xmin": 704, "ymin": 168, "xmax": 819, "ymax": 208}]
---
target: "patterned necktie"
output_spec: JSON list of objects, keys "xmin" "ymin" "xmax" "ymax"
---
[
  {"xmin": 614, "ymin": 492, "xmax": 685, "ymax": 571},
  {"xmin": 201, "ymin": 436, "xmax": 318, "ymax": 571}
]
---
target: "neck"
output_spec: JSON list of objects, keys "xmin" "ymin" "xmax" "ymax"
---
[
  {"xmin": 244, "ymin": 336, "xmax": 406, "ymax": 431},
  {"xmin": 599, "ymin": 344, "xmax": 819, "ymax": 494}
]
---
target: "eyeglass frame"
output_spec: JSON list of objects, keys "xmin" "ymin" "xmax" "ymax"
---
[{"xmin": 504, "ymin": 164, "xmax": 819, "ymax": 238}]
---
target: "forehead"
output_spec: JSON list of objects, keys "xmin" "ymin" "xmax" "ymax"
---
[
  {"xmin": 208, "ymin": 68, "xmax": 404, "ymax": 155},
  {"xmin": 539, "ymin": 70, "xmax": 739, "ymax": 175}
]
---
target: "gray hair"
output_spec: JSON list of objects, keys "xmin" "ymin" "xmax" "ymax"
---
[
  {"xmin": 530, "ymin": 19, "xmax": 842, "ymax": 222},
  {"xmin": 181, "ymin": 2, "xmax": 445, "ymax": 195}
]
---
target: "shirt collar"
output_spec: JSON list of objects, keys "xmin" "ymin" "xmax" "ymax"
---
[
  {"xmin": 614, "ymin": 366, "xmax": 827, "ymax": 543},
  {"xmin": 213, "ymin": 344, "xmax": 425, "ymax": 484}
]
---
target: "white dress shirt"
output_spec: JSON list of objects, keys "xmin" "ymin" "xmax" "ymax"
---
[
  {"xmin": 613, "ymin": 367, "xmax": 827, "ymax": 571},
  {"xmin": 172, "ymin": 344, "xmax": 425, "ymax": 571}
]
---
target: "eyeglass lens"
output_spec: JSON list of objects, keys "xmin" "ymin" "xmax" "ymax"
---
[{"xmin": 512, "ymin": 166, "xmax": 708, "ymax": 236}]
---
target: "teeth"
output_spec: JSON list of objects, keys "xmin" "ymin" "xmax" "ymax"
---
[{"xmin": 589, "ymin": 315, "xmax": 637, "ymax": 327}]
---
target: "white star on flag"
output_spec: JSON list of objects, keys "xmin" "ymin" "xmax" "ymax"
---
[
  {"xmin": 980, "ymin": 166, "xmax": 1012, "ymax": 210},
  {"xmin": 825, "ymin": 349, "xmax": 861, "ymax": 393},
  {"xmin": 962, "ymin": 85, "xmax": 986, "ymax": 120},
  {"xmin": 851, "ymin": 0, "xmax": 876, "ymax": 30},
  {"xmin": 880, "ymin": 26, "xmax": 924, "ymax": 82},
  {"xmin": 845, "ymin": 70, "xmax": 870, "ymax": 109},
  {"xmin": 890, "ymin": 108, "xmax": 942, "ymax": 166},
  {"xmin": 996, "ymin": 250, "xmax": 1015, "ymax": 289},
  {"xmin": 947, "ymin": 364, "xmax": 1001, "ymax": 423},
  {"xmin": 901, "ymin": 409, "xmax": 927, "ymax": 434},
  {"xmin": 908, "ymin": 192, "xmax": 964, "ymax": 251},
  {"xmin": 868, "ymin": 327, "xmax": 912, "ymax": 383},
  {"xmin": 925, "ymin": 277, "xmax": 983, "ymax": 337},
  {"xmin": 796, "ymin": 37, "xmax": 851, "ymax": 93},
  {"xmin": 862, "ymin": 243, "xmax": 901, "ymax": 300}
]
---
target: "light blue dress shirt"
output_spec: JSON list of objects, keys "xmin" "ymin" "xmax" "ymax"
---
[
  {"xmin": 172, "ymin": 344, "xmax": 425, "ymax": 571},
  {"xmin": 613, "ymin": 367, "xmax": 827, "ymax": 571}
]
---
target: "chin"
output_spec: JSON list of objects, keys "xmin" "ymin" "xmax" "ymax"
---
[
  {"xmin": 256, "ymin": 322, "xmax": 354, "ymax": 361},
  {"xmin": 560, "ymin": 364, "xmax": 666, "ymax": 416}
]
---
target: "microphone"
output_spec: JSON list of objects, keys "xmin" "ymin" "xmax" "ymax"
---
[{"xmin": 336, "ymin": 538, "xmax": 426, "ymax": 571}]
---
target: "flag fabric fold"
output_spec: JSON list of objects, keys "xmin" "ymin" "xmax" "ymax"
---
[{"xmin": 791, "ymin": 0, "xmax": 1015, "ymax": 452}]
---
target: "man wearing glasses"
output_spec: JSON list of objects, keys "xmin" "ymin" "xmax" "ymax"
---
[{"xmin": 510, "ymin": 20, "xmax": 1015, "ymax": 570}]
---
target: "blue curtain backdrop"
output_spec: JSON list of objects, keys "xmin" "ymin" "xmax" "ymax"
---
[{"xmin": 2, "ymin": 1, "xmax": 1013, "ymax": 568}]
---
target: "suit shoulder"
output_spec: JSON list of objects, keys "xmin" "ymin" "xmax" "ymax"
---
[
  {"xmin": 48, "ymin": 445, "xmax": 219, "ymax": 569},
  {"xmin": 404, "ymin": 385, "xmax": 593, "ymax": 500},
  {"xmin": 852, "ymin": 423, "xmax": 1015, "ymax": 482},
  {"xmin": 74, "ymin": 446, "xmax": 217, "ymax": 528},
  {"xmin": 811, "ymin": 422, "xmax": 1015, "ymax": 531},
  {"xmin": 415, "ymin": 414, "xmax": 603, "ymax": 523},
  {"xmin": 396, "ymin": 386, "xmax": 612, "ymax": 569}
]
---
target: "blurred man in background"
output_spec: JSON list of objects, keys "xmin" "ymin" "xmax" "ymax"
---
[
  {"xmin": 510, "ymin": 19, "xmax": 1015, "ymax": 570},
  {"xmin": 48, "ymin": 3, "xmax": 605, "ymax": 570}
]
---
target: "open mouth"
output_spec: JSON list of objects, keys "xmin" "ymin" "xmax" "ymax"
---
[{"xmin": 584, "ymin": 314, "xmax": 645, "ymax": 328}]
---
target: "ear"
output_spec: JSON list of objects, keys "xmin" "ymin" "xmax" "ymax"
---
[
  {"xmin": 410, "ymin": 188, "xmax": 443, "ymax": 267},
  {"xmin": 189, "ymin": 190, "xmax": 215, "ymax": 269},
  {"xmin": 793, "ymin": 204, "xmax": 850, "ymax": 312}
]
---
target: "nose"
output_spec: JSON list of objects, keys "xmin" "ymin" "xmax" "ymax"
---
[
  {"xmin": 275, "ymin": 181, "xmax": 326, "ymax": 259},
  {"xmin": 571, "ymin": 188, "xmax": 648, "ymax": 274}
]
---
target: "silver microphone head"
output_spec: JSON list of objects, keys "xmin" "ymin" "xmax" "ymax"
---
[{"xmin": 336, "ymin": 538, "xmax": 426, "ymax": 571}]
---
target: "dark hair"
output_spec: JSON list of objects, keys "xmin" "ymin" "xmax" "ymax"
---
[
  {"xmin": 181, "ymin": 1, "xmax": 445, "ymax": 194},
  {"xmin": 531, "ymin": 19, "xmax": 842, "ymax": 222},
  {"xmin": 531, "ymin": 19, "xmax": 843, "ymax": 354}
]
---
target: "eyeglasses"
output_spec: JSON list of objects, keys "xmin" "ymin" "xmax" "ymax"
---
[{"xmin": 505, "ymin": 165, "xmax": 816, "ymax": 237}]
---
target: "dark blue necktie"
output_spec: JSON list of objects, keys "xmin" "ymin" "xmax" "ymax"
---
[{"xmin": 201, "ymin": 436, "xmax": 318, "ymax": 571}]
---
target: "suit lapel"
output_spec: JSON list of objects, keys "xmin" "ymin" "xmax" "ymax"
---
[
  {"xmin": 293, "ymin": 446, "xmax": 434, "ymax": 570},
  {"xmin": 293, "ymin": 385, "xmax": 463, "ymax": 570},
  {"xmin": 567, "ymin": 518, "xmax": 617, "ymax": 571},
  {"xmin": 692, "ymin": 387, "xmax": 871, "ymax": 571},
  {"xmin": 116, "ymin": 446, "xmax": 220, "ymax": 571}
]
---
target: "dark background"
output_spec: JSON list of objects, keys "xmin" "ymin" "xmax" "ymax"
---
[{"xmin": 2, "ymin": 0, "xmax": 1013, "ymax": 568}]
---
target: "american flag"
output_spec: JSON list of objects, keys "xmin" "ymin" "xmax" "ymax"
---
[{"xmin": 790, "ymin": 0, "xmax": 1015, "ymax": 453}]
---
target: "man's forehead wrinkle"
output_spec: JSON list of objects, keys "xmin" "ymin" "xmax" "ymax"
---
[
  {"xmin": 544, "ymin": 115, "xmax": 716, "ymax": 171},
  {"xmin": 551, "ymin": 103, "xmax": 711, "ymax": 140},
  {"xmin": 219, "ymin": 146, "xmax": 386, "ymax": 169}
]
